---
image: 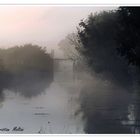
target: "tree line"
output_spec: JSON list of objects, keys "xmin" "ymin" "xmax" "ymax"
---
[{"xmin": 0, "ymin": 44, "xmax": 53, "ymax": 74}]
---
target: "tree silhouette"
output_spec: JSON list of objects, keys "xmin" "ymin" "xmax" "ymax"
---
[
  {"xmin": 77, "ymin": 11, "xmax": 132, "ymax": 87},
  {"xmin": 117, "ymin": 7, "xmax": 140, "ymax": 67},
  {"xmin": 0, "ymin": 44, "xmax": 53, "ymax": 75}
]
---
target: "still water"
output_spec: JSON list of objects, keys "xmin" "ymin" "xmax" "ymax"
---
[
  {"xmin": 0, "ymin": 82, "xmax": 83, "ymax": 134},
  {"xmin": 0, "ymin": 60, "xmax": 84, "ymax": 134},
  {"xmin": 0, "ymin": 60, "xmax": 139, "ymax": 134}
]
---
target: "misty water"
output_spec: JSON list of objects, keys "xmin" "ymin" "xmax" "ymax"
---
[
  {"xmin": 0, "ymin": 59, "xmax": 139, "ymax": 134},
  {"xmin": 0, "ymin": 60, "xmax": 84, "ymax": 134}
]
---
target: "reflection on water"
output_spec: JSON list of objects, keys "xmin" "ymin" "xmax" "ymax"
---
[
  {"xmin": 0, "ymin": 61, "xmax": 85, "ymax": 134},
  {"xmin": 79, "ymin": 79, "xmax": 132, "ymax": 133},
  {"xmin": 0, "ymin": 81, "xmax": 84, "ymax": 134},
  {"xmin": 8, "ymin": 71, "xmax": 52, "ymax": 98},
  {"xmin": 0, "ymin": 62, "xmax": 140, "ymax": 134},
  {"xmin": 78, "ymin": 70, "xmax": 140, "ymax": 134}
]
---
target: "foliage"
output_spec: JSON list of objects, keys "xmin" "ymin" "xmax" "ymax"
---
[
  {"xmin": 58, "ymin": 33, "xmax": 89, "ymax": 73},
  {"xmin": 77, "ymin": 11, "xmax": 132, "ymax": 86},
  {"xmin": 58, "ymin": 33, "xmax": 82, "ymax": 60},
  {"xmin": 0, "ymin": 44, "xmax": 53, "ymax": 74},
  {"xmin": 116, "ymin": 7, "xmax": 140, "ymax": 66}
]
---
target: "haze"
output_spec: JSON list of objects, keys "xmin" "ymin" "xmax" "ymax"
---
[{"xmin": 0, "ymin": 6, "xmax": 116, "ymax": 51}]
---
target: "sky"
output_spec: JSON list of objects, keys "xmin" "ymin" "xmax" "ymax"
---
[{"xmin": 0, "ymin": 6, "xmax": 117, "ymax": 52}]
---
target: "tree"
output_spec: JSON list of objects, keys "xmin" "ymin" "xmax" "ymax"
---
[
  {"xmin": 58, "ymin": 33, "xmax": 89, "ymax": 75},
  {"xmin": 116, "ymin": 7, "xmax": 140, "ymax": 67},
  {"xmin": 58, "ymin": 33, "xmax": 82, "ymax": 60},
  {"xmin": 77, "ymin": 11, "xmax": 132, "ymax": 87},
  {"xmin": 0, "ymin": 44, "xmax": 53, "ymax": 74},
  {"xmin": 116, "ymin": 7, "xmax": 140, "ymax": 133}
]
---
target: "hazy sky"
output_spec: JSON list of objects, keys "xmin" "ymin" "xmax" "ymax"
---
[{"xmin": 0, "ymin": 6, "xmax": 117, "ymax": 51}]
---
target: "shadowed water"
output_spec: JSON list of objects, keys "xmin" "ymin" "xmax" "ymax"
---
[
  {"xmin": 0, "ymin": 60, "xmax": 84, "ymax": 134},
  {"xmin": 0, "ymin": 60, "xmax": 139, "ymax": 134}
]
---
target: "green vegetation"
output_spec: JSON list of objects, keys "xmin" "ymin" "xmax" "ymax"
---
[
  {"xmin": 76, "ymin": 7, "xmax": 140, "ymax": 70},
  {"xmin": 0, "ymin": 44, "xmax": 53, "ymax": 75},
  {"xmin": 0, "ymin": 44, "xmax": 53, "ymax": 97},
  {"xmin": 116, "ymin": 7, "xmax": 140, "ymax": 66},
  {"xmin": 76, "ymin": 10, "xmax": 132, "ymax": 87}
]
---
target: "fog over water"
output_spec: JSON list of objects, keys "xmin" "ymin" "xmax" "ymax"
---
[
  {"xmin": 0, "ymin": 59, "xmax": 86, "ymax": 134},
  {"xmin": 0, "ymin": 57, "xmax": 136, "ymax": 134},
  {"xmin": 0, "ymin": 6, "xmax": 139, "ymax": 134}
]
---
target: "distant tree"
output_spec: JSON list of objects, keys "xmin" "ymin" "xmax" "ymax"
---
[
  {"xmin": 116, "ymin": 7, "xmax": 140, "ymax": 67},
  {"xmin": 58, "ymin": 33, "xmax": 89, "ymax": 75},
  {"xmin": 0, "ymin": 44, "xmax": 53, "ymax": 75},
  {"xmin": 58, "ymin": 33, "xmax": 82, "ymax": 60},
  {"xmin": 59, "ymin": 32, "xmax": 91, "ymax": 75}
]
